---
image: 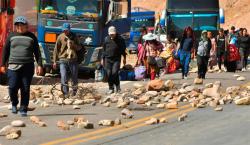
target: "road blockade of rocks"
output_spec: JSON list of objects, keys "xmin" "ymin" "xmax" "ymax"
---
[{"xmin": 1, "ymin": 77, "xmax": 250, "ymax": 140}]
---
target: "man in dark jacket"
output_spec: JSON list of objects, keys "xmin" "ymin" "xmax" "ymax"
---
[
  {"xmin": 0, "ymin": 16, "xmax": 43, "ymax": 116},
  {"xmin": 102, "ymin": 26, "xmax": 127, "ymax": 94}
]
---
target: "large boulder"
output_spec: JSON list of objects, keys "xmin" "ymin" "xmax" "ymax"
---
[
  {"xmin": 203, "ymin": 81, "xmax": 221, "ymax": 98},
  {"xmin": 147, "ymin": 79, "xmax": 165, "ymax": 91}
]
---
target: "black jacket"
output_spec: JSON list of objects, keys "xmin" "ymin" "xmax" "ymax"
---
[
  {"xmin": 102, "ymin": 34, "xmax": 126, "ymax": 60},
  {"xmin": 238, "ymin": 35, "xmax": 250, "ymax": 50}
]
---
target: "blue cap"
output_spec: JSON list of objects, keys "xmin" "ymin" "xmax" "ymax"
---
[
  {"xmin": 62, "ymin": 23, "xmax": 71, "ymax": 31},
  {"xmin": 14, "ymin": 16, "xmax": 28, "ymax": 25}
]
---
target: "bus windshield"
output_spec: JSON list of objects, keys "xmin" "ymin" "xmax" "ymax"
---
[
  {"xmin": 40, "ymin": 0, "xmax": 99, "ymax": 15},
  {"xmin": 169, "ymin": 14, "xmax": 218, "ymax": 32}
]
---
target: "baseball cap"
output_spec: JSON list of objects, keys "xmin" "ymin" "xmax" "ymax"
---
[
  {"xmin": 14, "ymin": 16, "xmax": 28, "ymax": 25},
  {"xmin": 108, "ymin": 26, "xmax": 116, "ymax": 35},
  {"xmin": 62, "ymin": 23, "xmax": 71, "ymax": 31}
]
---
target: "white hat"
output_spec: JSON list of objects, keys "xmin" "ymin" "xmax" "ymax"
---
[
  {"xmin": 108, "ymin": 26, "xmax": 116, "ymax": 35},
  {"xmin": 143, "ymin": 33, "xmax": 158, "ymax": 41}
]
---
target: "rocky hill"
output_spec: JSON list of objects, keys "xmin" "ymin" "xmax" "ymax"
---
[{"xmin": 132, "ymin": 0, "xmax": 250, "ymax": 31}]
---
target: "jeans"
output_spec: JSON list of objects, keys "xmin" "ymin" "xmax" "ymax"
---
[
  {"xmin": 8, "ymin": 63, "xmax": 34, "ymax": 108},
  {"xmin": 180, "ymin": 50, "xmax": 191, "ymax": 77},
  {"xmin": 59, "ymin": 61, "xmax": 78, "ymax": 95},
  {"xmin": 239, "ymin": 48, "xmax": 249, "ymax": 69},
  {"xmin": 104, "ymin": 58, "xmax": 121, "ymax": 90},
  {"xmin": 197, "ymin": 55, "xmax": 209, "ymax": 79},
  {"xmin": 217, "ymin": 52, "xmax": 224, "ymax": 70}
]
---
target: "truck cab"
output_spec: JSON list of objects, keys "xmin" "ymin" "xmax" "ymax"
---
[{"xmin": 37, "ymin": 0, "xmax": 131, "ymax": 73}]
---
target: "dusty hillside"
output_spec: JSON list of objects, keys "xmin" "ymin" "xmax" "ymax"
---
[
  {"xmin": 132, "ymin": 0, "xmax": 250, "ymax": 31},
  {"xmin": 220, "ymin": 0, "xmax": 250, "ymax": 31}
]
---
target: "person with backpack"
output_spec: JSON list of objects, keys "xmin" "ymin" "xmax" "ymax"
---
[
  {"xmin": 216, "ymin": 28, "xmax": 228, "ymax": 72},
  {"xmin": 0, "ymin": 16, "xmax": 43, "ymax": 116},
  {"xmin": 179, "ymin": 27, "xmax": 195, "ymax": 79},
  {"xmin": 196, "ymin": 30, "xmax": 212, "ymax": 79},
  {"xmin": 238, "ymin": 28, "xmax": 250, "ymax": 71},
  {"xmin": 228, "ymin": 26, "xmax": 238, "ymax": 45},
  {"xmin": 102, "ymin": 26, "xmax": 127, "ymax": 94},
  {"xmin": 53, "ymin": 23, "xmax": 82, "ymax": 98}
]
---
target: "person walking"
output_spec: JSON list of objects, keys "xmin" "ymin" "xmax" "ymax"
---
[
  {"xmin": 0, "ymin": 16, "xmax": 43, "ymax": 116},
  {"xmin": 143, "ymin": 33, "xmax": 163, "ymax": 80},
  {"xmin": 216, "ymin": 28, "xmax": 228, "ymax": 72},
  {"xmin": 179, "ymin": 27, "xmax": 195, "ymax": 79},
  {"xmin": 196, "ymin": 30, "xmax": 212, "ymax": 79},
  {"xmin": 136, "ymin": 26, "xmax": 148, "ymax": 66},
  {"xmin": 102, "ymin": 26, "xmax": 127, "ymax": 94},
  {"xmin": 238, "ymin": 28, "xmax": 250, "ymax": 71},
  {"xmin": 207, "ymin": 31, "xmax": 217, "ymax": 70},
  {"xmin": 53, "ymin": 23, "xmax": 82, "ymax": 97}
]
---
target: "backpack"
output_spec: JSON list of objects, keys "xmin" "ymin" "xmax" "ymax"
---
[
  {"xmin": 197, "ymin": 40, "xmax": 209, "ymax": 56},
  {"xmin": 227, "ymin": 44, "xmax": 240, "ymax": 62}
]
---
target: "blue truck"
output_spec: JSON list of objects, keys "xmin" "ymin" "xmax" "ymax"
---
[
  {"xmin": 37, "ymin": 0, "xmax": 131, "ymax": 73},
  {"xmin": 128, "ymin": 10, "xmax": 155, "ymax": 53},
  {"xmin": 161, "ymin": 0, "xmax": 220, "ymax": 39}
]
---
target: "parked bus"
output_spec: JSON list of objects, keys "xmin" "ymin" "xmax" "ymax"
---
[{"xmin": 161, "ymin": 0, "xmax": 220, "ymax": 39}]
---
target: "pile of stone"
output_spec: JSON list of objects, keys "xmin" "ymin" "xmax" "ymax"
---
[
  {"xmin": 99, "ymin": 79, "xmax": 250, "ymax": 114},
  {"xmin": 57, "ymin": 116, "xmax": 94, "ymax": 130},
  {"xmin": 27, "ymin": 85, "xmax": 102, "ymax": 107}
]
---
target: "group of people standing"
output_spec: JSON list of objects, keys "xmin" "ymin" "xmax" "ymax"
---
[{"xmin": 135, "ymin": 25, "xmax": 250, "ymax": 81}]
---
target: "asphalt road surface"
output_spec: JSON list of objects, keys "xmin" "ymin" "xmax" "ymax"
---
[{"xmin": 0, "ymin": 70, "xmax": 249, "ymax": 145}]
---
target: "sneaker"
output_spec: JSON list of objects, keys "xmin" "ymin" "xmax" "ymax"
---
[
  {"xmin": 19, "ymin": 106, "xmax": 28, "ymax": 117},
  {"xmin": 242, "ymin": 68, "xmax": 246, "ymax": 72},
  {"xmin": 116, "ymin": 86, "xmax": 121, "ymax": 93},
  {"xmin": 20, "ymin": 110, "xmax": 27, "ymax": 117},
  {"xmin": 218, "ymin": 70, "xmax": 222, "ymax": 73},
  {"xmin": 107, "ymin": 89, "xmax": 114, "ymax": 94},
  {"xmin": 184, "ymin": 76, "xmax": 188, "ymax": 80},
  {"xmin": 12, "ymin": 106, "xmax": 18, "ymax": 114}
]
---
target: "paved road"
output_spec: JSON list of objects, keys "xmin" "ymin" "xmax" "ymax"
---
[{"xmin": 0, "ymin": 70, "xmax": 249, "ymax": 145}]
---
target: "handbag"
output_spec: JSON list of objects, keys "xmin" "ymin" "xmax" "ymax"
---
[
  {"xmin": 172, "ymin": 49, "xmax": 180, "ymax": 60},
  {"xmin": 155, "ymin": 57, "xmax": 166, "ymax": 68},
  {"xmin": 134, "ymin": 65, "xmax": 146, "ymax": 80},
  {"xmin": 147, "ymin": 56, "xmax": 157, "ymax": 65}
]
